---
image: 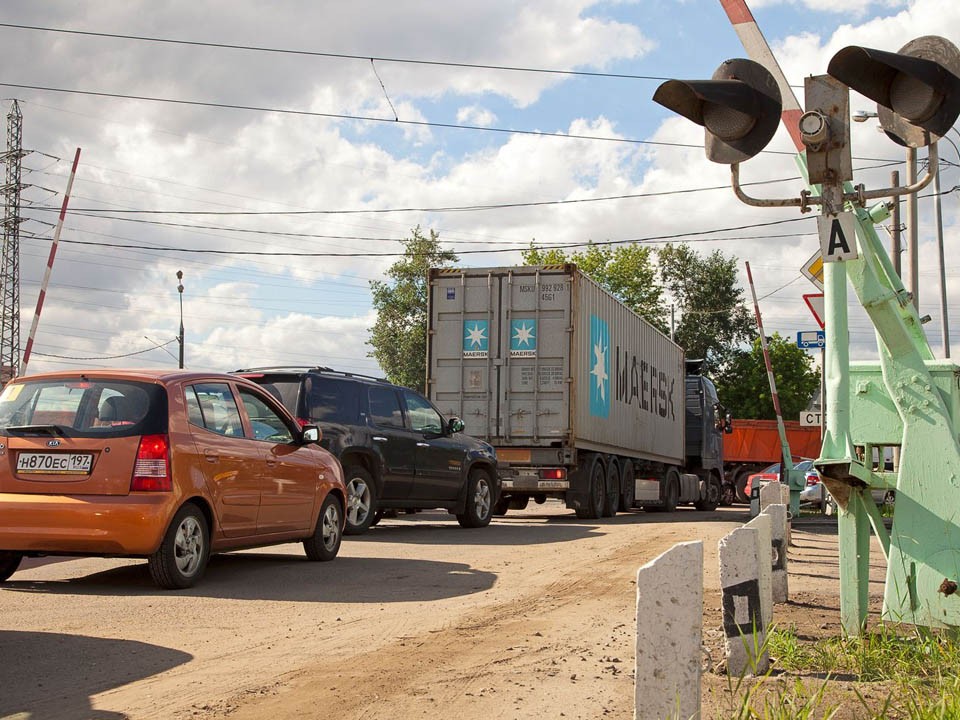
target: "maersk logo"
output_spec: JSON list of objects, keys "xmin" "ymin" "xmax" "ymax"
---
[
  {"xmin": 589, "ymin": 315, "xmax": 610, "ymax": 417},
  {"xmin": 510, "ymin": 319, "xmax": 537, "ymax": 358},
  {"xmin": 463, "ymin": 320, "xmax": 489, "ymax": 358}
]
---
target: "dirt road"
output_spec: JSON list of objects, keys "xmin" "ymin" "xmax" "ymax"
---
[{"xmin": 0, "ymin": 503, "xmax": 862, "ymax": 719}]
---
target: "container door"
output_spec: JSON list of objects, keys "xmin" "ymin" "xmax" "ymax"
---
[
  {"xmin": 428, "ymin": 270, "xmax": 501, "ymax": 441},
  {"xmin": 499, "ymin": 269, "xmax": 571, "ymax": 445}
]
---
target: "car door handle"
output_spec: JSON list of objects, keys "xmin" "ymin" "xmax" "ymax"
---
[
  {"xmin": 265, "ymin": 459, "xmax": 278, "ymax": 468},
  {"xmin": 416, "ymin": 442, "xmax": 430, "ymax": 448},
  {"xmin": 373, "ymin": 436, "xmax": 388, "ymax": 442},
  {"xmin": 203, "ymin": 451, "xmax": 219, "ymax": 463}
]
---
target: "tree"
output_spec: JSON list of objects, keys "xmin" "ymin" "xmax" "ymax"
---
[
  {"xmin": 368, "ymin": 227, "xmax": 457, "ymax": 392},
  {"xmin": 658, "ymin": 243, "xmax": 755, "ymax": 373},
  {"xmin": 521, "ymin": 241, "xmax": 668, "ymax": 333},
  {"xmin": 714, "ymin": 334, "xmax": 820, "ymax": 420}
]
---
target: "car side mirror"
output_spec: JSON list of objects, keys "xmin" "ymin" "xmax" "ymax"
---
[
  {"xmin": 724, "ymin": 413, "xmax": 733, "ymax": 434},
  {"xmin": 301, "ymin": 425, "xmax": 322, "ymax": 444},
  {"xmin": 448, "ymin": 417, "xmax": 465, "ymax": 434}
]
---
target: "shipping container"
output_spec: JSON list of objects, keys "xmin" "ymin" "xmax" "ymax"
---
[{"xmin": 427, "ymin": 265, "xmax": 727, "ymax": 518}]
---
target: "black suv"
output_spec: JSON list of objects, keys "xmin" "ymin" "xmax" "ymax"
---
[{"xmin": 234, "ymin": 367, "xmax": 498, "ymax": 535}]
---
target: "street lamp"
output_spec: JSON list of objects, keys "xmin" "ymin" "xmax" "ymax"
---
[{"xmin": 177, "ymin": 270, "xmax": 184, "ymax": 369}]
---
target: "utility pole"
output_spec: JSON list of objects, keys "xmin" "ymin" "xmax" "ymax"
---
[
  {"xmin": 177, "ymin": 270, "xmax": 184, "ymax": 369},
  {"xmin": 0, "ymin": 101, "xmax": 24, "ymax": 383},
  {"xmin": 890, "ymin": 171, "xmax": 901, "ymax": 277}
]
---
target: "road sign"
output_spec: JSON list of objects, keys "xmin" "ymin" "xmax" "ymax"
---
[
  {"xmin": 818, "ymin": 211, "xmax": 858, "ymax": 262},
  {"xmin": 797, "ymin": 330, "xmax": 825, "ymax": 349},
  {"xmin": 800, "ymin": 411, "xmax": 822, "ymax": 426},
  {"xmin": 801, "ymin": 251, "xmax": 824, "ymax": 291},
  {"xmin": 803, "ymin": 293, "xmax": 824, "ymax": 329}
]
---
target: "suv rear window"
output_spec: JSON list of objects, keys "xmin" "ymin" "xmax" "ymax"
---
[
  {"xmin": 303, "ymin": 377, "xmax": 360, "ymax": 424},
  {"xmin": 0, "ymin": 379, "xmax": 167, "ymax": 438}
]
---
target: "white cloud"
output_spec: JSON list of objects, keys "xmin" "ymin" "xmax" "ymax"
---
[{"xmin": 456, "ymin": 105, "xmax": 498, "ymax": 127}]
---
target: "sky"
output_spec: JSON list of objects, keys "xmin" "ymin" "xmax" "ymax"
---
[{"xmin": 0, "ymin": 0, "xmax": 957, "ymax": 381}]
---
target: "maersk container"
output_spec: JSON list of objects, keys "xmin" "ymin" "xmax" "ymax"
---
[{"xmin": 427, "ymin": 264, "xmax": 725, "ymax": 519}]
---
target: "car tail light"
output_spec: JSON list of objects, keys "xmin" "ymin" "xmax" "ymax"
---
[
  {"xmin": 806, "ymin": 474, "xmax": 819, "ymax": 487},
  {"xmin": 540, "ymin": 468, "xmax": 566, "ymax": 480},
  {"xmin": 132, "ymin": 434, "xmax": 172, "ymax": 492},
  {"xmin": 295, "ymin": 417, "xmax": 310, "ymax": 429}
]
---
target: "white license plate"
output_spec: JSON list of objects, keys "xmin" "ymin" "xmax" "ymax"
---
[{"xmin": 16, "ymin": 452, "xmax": 93, "ymax": 475}]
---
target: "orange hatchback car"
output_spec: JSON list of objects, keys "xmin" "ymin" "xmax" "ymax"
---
[{"xmin": 0, "ymin": 369, "xmax": 347, "ymax": 589}]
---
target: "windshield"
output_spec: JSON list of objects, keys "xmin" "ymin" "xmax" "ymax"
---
[{"xmin": 0, "ymin": 379, "xmax": 167, "ymax": 438}]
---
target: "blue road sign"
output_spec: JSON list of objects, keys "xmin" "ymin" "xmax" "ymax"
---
[{"xmin": 797, "ymin": 330, "xmax": 825, "ymax": 349}]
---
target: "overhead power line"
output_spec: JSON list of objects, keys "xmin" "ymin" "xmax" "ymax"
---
[
  {"xmin": 49, "ymin": 216, "xmax": 815, "ymax": 257},
  {"xmin": 0, "ymin": 22, "xmax": 674, "ymax": 82},
  {"xmin": 0, "ymin": 80, "xmax": 758, "ymax": 152}
]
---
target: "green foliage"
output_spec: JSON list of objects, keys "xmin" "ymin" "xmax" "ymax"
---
[
  {"xmin": 714, "ymin": 334, "xmax": 819, "ymax": 420},
  {"xmin": 521, "ymin": 241, "xmax": 668, "ymax": 333},
  {"xmin": 658, "ymin": 243, "xmax": 755, "ymax": 373},
  {"xmin": 368, "ymin": 226, "xmax": 457, "ymax": 392}
]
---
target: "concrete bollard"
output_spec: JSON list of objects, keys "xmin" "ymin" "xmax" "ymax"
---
[
  {"xmin": 761, "ymin": 503, "xmax": 789, "ymax": 603},
  {"xmin": 718, "ymin": 527, "xmax": 769, "ymax": 676},
  {"xmin": 759, "ymin": 481, "xmax": 789, "ymax": 513},
  {"xmin": 744, "ymin": 513, "xmax": 772, "ymax": 627},
  {"xmin": 635, "ymin": 541, "xmax": 703, "ymax": 720}
]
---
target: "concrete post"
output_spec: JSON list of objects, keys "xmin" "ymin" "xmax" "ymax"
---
[
  {"xmin": 761, "ymin": 504, "xmax": 789, "ymax": 603},
  {"xmin": 744, "ymin": 513, "xmax": 772, "ymax": 627},
  {"xmin": 719, "ymin": 527, "xmax": 769, "ymax": 676},
  {"xmin": 634, "ymin": 541, "xmax": 703, "ymax": 720}
]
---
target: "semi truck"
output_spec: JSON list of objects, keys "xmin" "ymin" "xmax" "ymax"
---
[
  {"xmin": 426, "ymin": 264, "xmax": 730, "ymax": 519},
  {"xmin": 723, "ymin": 419, "xmax": 823, "ymax": 503}
]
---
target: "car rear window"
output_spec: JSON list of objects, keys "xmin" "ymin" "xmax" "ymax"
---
[{"xmin": 0, "ymin": 379, "xmax": 167, "ymax": 438}]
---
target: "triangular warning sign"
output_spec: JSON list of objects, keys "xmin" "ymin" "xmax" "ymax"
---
[{"xmin": 803, "ymin": 293, "xmax": 824, "ymax": 329}]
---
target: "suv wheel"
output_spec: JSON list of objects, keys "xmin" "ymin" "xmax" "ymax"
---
[
  {"xmin": 343, "ymin": 466, "xmax": 377, "ymax": 535},
  {"xmin": 457, "ymin": 468, "xmax": 493, "ymax": 528}
]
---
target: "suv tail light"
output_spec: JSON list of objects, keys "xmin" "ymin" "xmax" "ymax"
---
[
  {"xmin": 132, "ymin": 433, "xmax": 172, "ymax": 492},
  {"xmin": 295, "ymin": 417, "xmax": 310, "ymax": 429}
]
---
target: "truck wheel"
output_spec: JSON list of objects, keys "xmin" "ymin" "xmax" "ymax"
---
[
  {"xmin": 619, "ymin": 460, "xmax": 636, "ymax": 511},
  {"xmin": 695, "ymin": 474, "xmax": 722, "ymax": 511},
  {"xmin": 721, "ymin": 485, "xmax": 736, "ymax": 506},
  {"xmin": 575, "ymin": 455, "xmax": 605, "ymax": 519},
  {"xmin": 661, "ymin": 468, "xmax": 680, "ymax": 512},
  {"xmin": 602, "ymin": 457, "xmax": 619, "ymax": 518},
  {"xmin": 457, "ymin": 468, "xmax": 493, "ymax": 528},
  {"xmin": 508, "ymin": 496, "xmax": 529, "ymax": 511}
]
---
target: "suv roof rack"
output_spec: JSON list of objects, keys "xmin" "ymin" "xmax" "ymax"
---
[{"xmin": 234, "ymin": 366, "xmax": 391, "ymax": 384}]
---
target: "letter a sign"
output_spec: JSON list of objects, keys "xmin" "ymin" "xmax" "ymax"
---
[{"xmin": 817, "ymin": 212, "xmax": 858, "ymax": 262}]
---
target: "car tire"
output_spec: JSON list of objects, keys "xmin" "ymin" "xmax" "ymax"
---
[
  {"xmin": 148, "ymin": 503, "xmax": 210, "ymax": 590},
  {"xmin": 343, "ymin": 466, "xmax": 377, "ymax": 536},
  {"xmin": 575, "ymin": 455, "xmax": 605, "ymax": 520},
  {"xmin": 0, "ymin": 551, "xmax": 23, "ymax": 582},
  {"xmin": 304, "ymin": 494, "xmax": 343, "ymax": 561},
  {"xmin": 457, "ymin": 468, "xmax": 494, "ymax": 528}
]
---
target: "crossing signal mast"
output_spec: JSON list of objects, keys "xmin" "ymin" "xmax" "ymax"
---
[{"xmin": 655, "ymin": 32, "xmax": 960, "ymax": 634}]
